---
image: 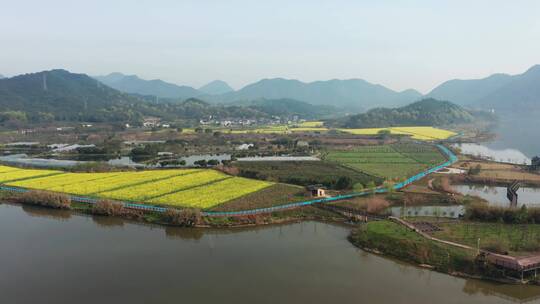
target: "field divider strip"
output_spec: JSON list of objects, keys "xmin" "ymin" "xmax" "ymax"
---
[
  {"xmin": 2, "ymin": 172, "xmax": 66, "ymax": 184},
  {"xmin": 21, "ymin": 172, "xmax": 126, "ymax": 190},
  {"xmin": 143, "ymin": 176, "xmax": 234, "ymax": 202},
  {"xmin": 0, "ymin": 145, "xmax": 458, "ymax": 217},
  {"xmin": 89, "ymin": 170, "xmax": 202, "ymax": 196}
]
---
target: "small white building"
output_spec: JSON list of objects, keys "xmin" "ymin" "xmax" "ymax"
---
[
  {"xmin": 307, "ymin": 185, "xmax": 326, "ymax": 197},
  {"xmin": 157, "ymin": 152, "xmax": 174, "ymax": 156},
  {"xmin": 236, "ymin": 143, "xmax": 254, "ymax": 151},
  {"xmin": 143, "ymin": 117, "xmax": 161, "ymax": 128}
]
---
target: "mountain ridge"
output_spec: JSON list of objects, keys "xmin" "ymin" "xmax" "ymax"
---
[
  {"xmin": 198, "ymin": 80, "xmax": 233, "ymax": 95},
  {"xmin": 207, "ymin": 77, "xmax": 422, "ymax": 110},
  {"xmin": 428, "ymin": 64, "xmax": 540, "ymax": 111},
  {"xmin": 94, "ymin": 73, "xmax": 200, "ymax": 99}
]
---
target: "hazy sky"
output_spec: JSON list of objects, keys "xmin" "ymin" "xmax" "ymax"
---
[{"xmin": 1, "ymin": 0, "xmax": 539, "ymax": 93}]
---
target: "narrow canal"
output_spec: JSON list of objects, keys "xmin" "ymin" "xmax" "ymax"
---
[{"xmin": 1, "ymin": 203, "xmax": 540, "ymax": 304}]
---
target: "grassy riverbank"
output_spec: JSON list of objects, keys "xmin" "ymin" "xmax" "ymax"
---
[
  {"xmin": 432, "ymin": 221, "xmax": 540, "ymax": 255},
  {"xmin": 349, "ymin": 220, "xmax": 477, "ymax": 274}
]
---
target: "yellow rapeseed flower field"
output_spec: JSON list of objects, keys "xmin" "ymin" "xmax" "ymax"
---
[
  {"xmin": 338, "ymin": 126, "xmax": 456, "ymax": 140},
  {"xmin": 147, "ymin": 177, "xmax": 273, "ymax": 208},
  {"xmin": 297, "ymin": 121, "xmax": 324, "ymax": 128},
  {"xmin": 0, "ymin": 165, "xmax": 272, "ymax": 209},
  {"xmin": 0, "ymin": 166, "xmax": 61, "ymax": 183}
]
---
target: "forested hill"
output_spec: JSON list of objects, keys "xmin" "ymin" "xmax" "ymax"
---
[
  {"xmin": 339, "ymin": 98, "xmax": 476, "ymax": 128},
  {"xmin": 229, "ymin": 98, "xmax": 343, "ymax": 118},
  {"xmin": 0, "ymin": 69, "xmax": 143, "ymax": 122},
  {"xmin": 0, "ymin": 70, "xmax": 340, "ymax": 126}
]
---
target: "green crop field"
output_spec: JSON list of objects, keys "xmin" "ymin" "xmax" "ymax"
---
[
  {"xmin": 0, "ymin": 165, "xmax": 272, "ymax": 209},
  {"xmin": 234, "ymin": 161, "xmax": 382, "ymax": 189},
  {"xmin": 433, "ymin": 222, "xmax": 540, "ymax": 254},
  {"xmin": 324, "ymin": 143, "xmax": 446, "ymax": 180}
]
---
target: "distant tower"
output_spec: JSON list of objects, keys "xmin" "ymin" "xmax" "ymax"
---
[
  {"xmin": 84, "ymin": 99, "xmax": 88, "ymax": 111},
  {"xmin": 43, "ymin": 73, "xmax": 48, "ymax": 91}
]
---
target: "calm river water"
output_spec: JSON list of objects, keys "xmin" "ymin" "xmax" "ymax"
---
[
  {"xmin": 454, "ymin": 184, "xmax": 540, "ymax": 208},
  {"xmin": 2, "ymin": 203, "xmax": 540, "ymax": 304},
  {"xmin": 455, "ymin": 113, "xmax": 539, "ymax": 164}
]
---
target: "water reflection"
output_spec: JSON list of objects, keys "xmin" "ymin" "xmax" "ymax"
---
[
  {"xmin": 454, "ymin": 143, "xmax": 531, "ymax": 165},
  {"xmin": 92, "ymin": 215, "xmax": 126, "ymax": 228},
  {"xmin": 165, "ymin": 226, "xmax": 204, "ymax": 240},
  {"xmin": 463, "ymin": 279, "xmax": 540, "ymax": 303},
  {"xmin": 1, "ymin": 203, "xmax": 539, "ymax": 304},
  {"xmin": 21, "ymin": 204, "xmax": 72, "ymax": 220},
  {"xmin": 454, "ymin": 184, "xmax": 540, "ymax": 208}
]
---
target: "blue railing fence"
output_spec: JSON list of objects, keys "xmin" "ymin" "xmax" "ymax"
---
[{"xmin": 0, "ymin": 144, "xmax": 457, "ymax": 217}]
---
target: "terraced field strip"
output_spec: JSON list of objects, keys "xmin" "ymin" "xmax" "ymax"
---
[
  {"xmin": 391, "ymin": 143, "xmax": 446, "ymax": 165},
  {"xmin": 325, "ymin": 144, "xmax": 446, "ymax": 180},
  {"xmin": 297, "ymin": 121, "xmax": 324, "ymax": 127},
  {"xmin": 1, "ymin": 164, "xmax": 274, "ymax": 209},
  {"xmin": 88, "ymin": 169, "xmax": 202, "ymax": 196},
  {"xmin": 4, "ymin": 169, "xmax": 201, "ymax": 196},
  {"xmin": 147, "ymin": 177, "xmax": 273, "ymax": 208},
  {"xmin": 0, "ymin": 166, "xmax": 21, "ymax": 174},
  {"xmin": 9, "ymin": 172, "xmax": 122, "ymax": 190},
  {"xmin": 97, "ymin": 170, "xmax": 226, "ymax": 202},
  {"xmin": 338, "ymin": 126, "xmax": 456, "ymax": 140},
  {"xmin": 0, "ymin": 166, "xmax": 64, "ymax": 183}
]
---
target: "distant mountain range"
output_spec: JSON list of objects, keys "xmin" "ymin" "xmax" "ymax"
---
[
  {"xmin": 338, "ymin": 98, "xmax": 476, "ymax": 128},
  {"xmin": 0, "ymin": 70, "xmax": 342, "ymax": 124},
  {"xmin": 206, "ymin": 78, "xmax": 422, "ymax": 111},
  {"xmin": 2, "ymin": 64, "xmax": 539, "ymax": 125},
  {"xmin": 94, "ymin": 73, "xmax": 201, "ymax": 99},
  {"xmin": 428, "ymin": 65, "xmax": 540, "ymax": 111},
  {"xmin": 0, "ymin": 74, "xmax": 4, "ymax": 79},
  {"xmin": 94, "ymin": 73, "xmax": 422, "ymax": 111}
]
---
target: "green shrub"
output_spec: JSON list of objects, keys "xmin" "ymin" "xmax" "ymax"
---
[{"xmin": 466, "ymin": 203, "xmax": 539, "ymax": 224}]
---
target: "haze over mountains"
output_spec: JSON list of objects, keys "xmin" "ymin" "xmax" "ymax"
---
[
  {"xmin": 0, "ymin": 70, "xmax": 344, "ymax": 124},
  {"xmin": 1, "ymin": 63, "xmax": 538, "ymax": 124},
  {"xmin": 428, "ymin": 65, "xmax": 540, "ymax": 111},
  {"xmin": 207, "ymin": 78, "xmax": 422, "ymax": 111},
  {"xmin": 95, "ymin": 73, "xmax": 200, "ymax": 99},
  {"xmin": 94, "ymin": 64, "xmax": 539, "ymax": 112},
  {"xmin": 94, "ymin": 73, "xmax": 423, "ymax": 111}
]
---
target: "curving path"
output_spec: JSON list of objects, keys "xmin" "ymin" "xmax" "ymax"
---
[{"xmin": 0, "ymin": 144, "xmax": 458, "ymax": 217}]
